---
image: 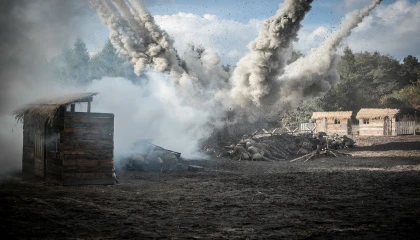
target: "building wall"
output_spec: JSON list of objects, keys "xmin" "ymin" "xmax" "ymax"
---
[
  {"xmin": 61, "ymin": 112, "xmax": 114, "ymax": 185},
  {"xmin": 22, "ymin": 117, "xmax": 35, "ymax": 175},
  {"xmin": 22, "ymin": 111, "xmax": 64, "ymax": 181},
  {"xmin": 315, "ymin": 118, "xmax": 350, "ymax": 135},
  {"xmin": 359, "ymin": 119, "xmax": 385, "ymax": 136},
  {"xmin": 358, "ymin": 117, "xmax": 397, "ymax": 136}
]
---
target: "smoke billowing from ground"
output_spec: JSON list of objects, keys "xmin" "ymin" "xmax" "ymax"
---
[
  {"xmin": 0, "ymin": 0, "xmax": 94, "ymax": 175},
  {"xmin": 0, "ymin": 0, "xmax": 381, "ymax": 174},
  {"xmin": 86, "ymin": 75, "xmax": 211, "ymax": 159}
]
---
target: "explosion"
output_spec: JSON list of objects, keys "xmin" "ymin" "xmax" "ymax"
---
[{"xmin": 87, "ymin": 0, "xmax": 382, "ymax": 154}]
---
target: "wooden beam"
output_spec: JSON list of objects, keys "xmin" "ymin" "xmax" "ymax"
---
[
  {"xmin": 70, "ymin": 104, "xmax": 75, "ymax": 112},
  {"xmin": 71, "ymin": 97, "xmax": 93, "ymax": 103},
  {"xmin": 87, "ymin": 101, "xmax": 91, "ymax": 113}
]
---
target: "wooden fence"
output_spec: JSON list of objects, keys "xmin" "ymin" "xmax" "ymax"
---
[
  {"xmin": 299, "ymin": 123, "xmax": 316, "ymax": 133},
  {"xmin": 396, "ymin": 121, "xmax": 416, "ymax": 135}
]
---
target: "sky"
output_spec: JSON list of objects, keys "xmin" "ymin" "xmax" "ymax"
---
[{"xmin": 80, "ymin": 0, "xmax": 420, "ymax": 64}]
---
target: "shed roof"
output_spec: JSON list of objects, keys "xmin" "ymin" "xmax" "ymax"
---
[
  {"xmin": 311, "ymin": 111, "xmax": 353, "ymax": 119},
  {"xmin": 356, "ymin": 108, "xmax": 399, "ymax": 119},
  {"xmin": 14, "ymin": 92, "xmax": 98, "ymax": 124}
]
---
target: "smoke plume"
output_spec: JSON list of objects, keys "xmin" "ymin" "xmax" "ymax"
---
[
  {"xmin": 89, "ymin": 0, "xmax": 382, "ymax": 144},
  {"xmin": 272, "ymin": 0, "xmax": 383, "ymax": 108},
  {"xmin": 229, "ymin": 0, "xmax": 313, "ymax": 107},
  {"xmin": 0, "ymin": 0, "xmax": 383, "ymax": 175},
  {"xmin": 0, "ymin": 0, "xmax": 94, "ymax": 175},
  {"xmin": 89, "ymin": 0, "xmax": 183, "ymax": 77}
]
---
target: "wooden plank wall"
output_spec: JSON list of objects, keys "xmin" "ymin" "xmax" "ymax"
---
[
  {"xmin": 325, "ymin": 118, "xmax": 349, "ymax": 135},
  {"xmin": 315, "ymin": 118, "xmax": 349, "ymax": 135},
  {"xmin": 22, "ymin": 118, "xmax": 35, "ymax": 175},
  {"xmin": 61, "ymin": 112, "xmax": 114, "ymax": 185},
  {"xmin": 359, "ymin": 119, "xmax": 384, "ymax": 136},
  {"xmin": 45, "ymin": 125, "xmax": 63, "ymax": 183},
  {"xmin": 34, "ymin": 129, "xmax": 45, "ymax": 178}
]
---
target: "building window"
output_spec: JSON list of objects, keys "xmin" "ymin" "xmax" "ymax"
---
[
  {"xmin": 334, "ymin": 119, "xmax": 341, "ymax": 124},
  {"xmin": 363, "ymin": 119, "xmax": 370, "ymax": 124}
]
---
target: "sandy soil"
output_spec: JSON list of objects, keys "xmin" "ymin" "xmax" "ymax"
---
[{"xmin": 1, "ymin": 136, "xmax": 420, "ymax": 239}]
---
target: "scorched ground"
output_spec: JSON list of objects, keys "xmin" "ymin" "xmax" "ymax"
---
[{"xmin": 1, "ymin": 136, "xmax": 420, "ymax": 239}]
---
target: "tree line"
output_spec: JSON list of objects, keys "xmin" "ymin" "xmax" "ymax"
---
[
  {"xmin": 50, "ymin": 38, "xmax": 140, "ymax": 86},
  {"xmin": 282, "ymin": 47, "xmax": 420, "ymax": 126},
  {"xmin": 50, "ymin": 39, "xmax": 420, "ymax": 124}
]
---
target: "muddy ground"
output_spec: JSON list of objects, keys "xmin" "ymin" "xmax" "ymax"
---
[{"xmin": 1, "ymin": 136, "xmax": 420, "ymax": 239}]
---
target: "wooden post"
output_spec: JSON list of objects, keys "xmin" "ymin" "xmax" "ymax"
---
[
  {"xmin": 87, "ymin": 101, "xmax": 91, "ymax": 113},
  {"xmin": 70, "ymin": 104, "xmax": 75, "ymax": 112}
]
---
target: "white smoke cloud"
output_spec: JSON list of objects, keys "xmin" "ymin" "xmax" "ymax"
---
[
  {"xmin": 346, "ymin": 0, "xmax": 420, "ymax": 60},
  {"xmin": 272, "ymin": 0, "xmax": 383, "ymax": 109},
  {"xmin": 154, "ymin": 12, "xmax": 264, "ymax": 64},
  {"xmin": 296, "ymin": 0, "xmax": 419, "ymax": 60},
  {"xmin": 0, "ymin": 0, "xmax": 386, "ymax": 177},
  {"xmin": 86, "ymin": 75, "xmax": 211, "ymax": 159},
  {"xmin": 0, "ymin": 0, "xmax": 95, "ymax": 175},
  {"xmin": 89, "ymin": 0, "xmax": 383, "ymax": 129},
  {"xmin": 229, "ymin": 0, "xmax": 313, "ymax": 107}
]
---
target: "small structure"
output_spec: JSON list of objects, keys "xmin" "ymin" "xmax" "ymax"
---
[
  {"xmin": 14, "ymin": 93, "xmax": 115, "ymax": 185},
  {"xmin": 356, "ymin": 108, "xmax": 399, "ymax": 136},
  {"xmin": 311, "ymin": 111, "xmax": 353, "ymax": 135}
]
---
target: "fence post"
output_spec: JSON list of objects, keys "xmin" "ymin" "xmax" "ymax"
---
[{"xmin": 414, "ymin": 121, "xmax": 416, "ymax": 136}]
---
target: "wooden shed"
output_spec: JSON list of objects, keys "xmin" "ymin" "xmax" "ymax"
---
[
  {"xmin": 356, "ymin": 108, "xmax": 399, "ymax": 136},
  {"xmin": 311, "ymin": 111, "xmax": 353, "ymax": 135},
  {"xmin": 14, "ymin": 92, "xmax": 115, "ymax": 185}
]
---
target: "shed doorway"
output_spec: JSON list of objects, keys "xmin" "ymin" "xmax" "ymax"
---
[
  {"xmin": 34, "ymin": 128, "xmax": 45, "ymax": 178},
  {"xmin": 384, "ymin": 116, "xmax": 391, "ymax": 136}
]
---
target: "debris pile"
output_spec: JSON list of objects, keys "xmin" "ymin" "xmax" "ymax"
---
[
  {"xmin": 205, "ymin": 131, "xmax": 355, "ymax": 162},
  {"xmin": 215, "ymin": 132, "xmax": 319, "ymax": 161},
  {"xmin": 291, "ymin": 133, "xmax": 354, "ymax": 162},
  {"xmin": 121, "ymin": 140, "xmax": 181, "ymax": 172}
]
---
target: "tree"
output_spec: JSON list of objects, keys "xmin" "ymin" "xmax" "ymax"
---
[
  {"xmin": 381, "ymin": 83, "xmax": 420, "ymax": 109},
  {"xmin": 89, "ymin": 40, "xmax": 138, "ymax": 82},
  {"xmin": 400, "ymin": 55, "xmax": 420, "ymax": 86},
  {"xmin": 281, "ymin": 98, "xmax": 324, "ymax": 127},
  {"xmin": 321, "ymin": 47, "xmax": 360, "ymax": 111},
  {"xmin": 321, "ymin": 48, "xmax": 404, "ymax": 111},
  {"xmin": 67, "ymin": 38, "xmax": 91, "ymax": 85}
]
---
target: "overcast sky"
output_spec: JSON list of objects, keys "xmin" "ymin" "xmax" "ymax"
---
[{"xmin": 83, "ymin": 0, "xmax": 420, "ymax": 64}]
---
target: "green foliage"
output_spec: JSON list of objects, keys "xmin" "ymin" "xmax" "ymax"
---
[
  {"xmin": 381, "ymin": 83, "xmax": 420, "ymax": 109},
  {"xmin": 288, "ymin": 48, "xmax": 419, "ymax": 126},
  {"xmin": 50, "ymin": 39, "xmax": 140, "ymax": 86},
  {"xmin": 400, "ymin": 55, "xmax": 420, "ymax": 85},
  {"xmin": 49, "ymin": 38, "xmax": 418, "ymax": 125},
  {"xmin": 68, "ymin": 38, "xmax": 91, "ymax": 85},
  {"xmin": 281, "ymin": 98, "xmax": 324, "ymax": 127},
  {"xmin": 89, "ymin": 40, "xmax": 136, "ymax": 80},
  {"xmin": 321, "ymin": 47, "xmax": 412, "ymax": 112}
]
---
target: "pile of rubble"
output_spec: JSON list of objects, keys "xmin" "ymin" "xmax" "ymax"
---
[
  {"xmin": 214, "ymin": 133, "xmax": 316, "ymax": 161},
  {"xmin": 209, "ymin": 131, "xmax": 355, "ymax": 161},
  {"xmin": 120, "ymin": 140, "xmax": 181, "ymax": 172}
]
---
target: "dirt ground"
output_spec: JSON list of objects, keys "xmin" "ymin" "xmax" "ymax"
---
[{"xmin": 1, "ymin": 136, "xmax": 420, "ymax": 239}]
